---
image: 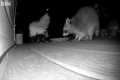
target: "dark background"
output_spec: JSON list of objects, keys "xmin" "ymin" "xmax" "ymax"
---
[{"xmin": 15, "ymin": 0, "xmax": 120, "ymax": 43}]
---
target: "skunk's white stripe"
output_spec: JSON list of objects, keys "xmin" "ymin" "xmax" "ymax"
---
[{"xmin": 29, "ymin": 13, "xmax": 50, "ymax": 37}]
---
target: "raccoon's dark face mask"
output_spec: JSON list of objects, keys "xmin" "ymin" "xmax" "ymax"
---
[{"xmin": 63, "ymin": 18, "xmax": 72, "ymax": 36}]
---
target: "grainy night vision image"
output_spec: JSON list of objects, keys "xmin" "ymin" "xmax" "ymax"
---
[{"xmin": 0, "ymin": 0, "xmax": 120, "ymax": 80}]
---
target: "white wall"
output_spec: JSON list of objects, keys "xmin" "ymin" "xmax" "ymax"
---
[{"xmin": 0, "ymin": 0, "xmax": 15, "ymax": 79}]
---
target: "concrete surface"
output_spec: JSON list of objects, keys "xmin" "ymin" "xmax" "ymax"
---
[{"xmin": 5, "ymin": 39, "xmax": 120, "ymax": 80}]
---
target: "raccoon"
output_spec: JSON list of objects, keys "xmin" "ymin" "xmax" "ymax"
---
[
  {"xmin": 63, "ymin": 6, "xmax": 100, "ymax": 40},
  {"xmin": 63, "ymin": 18, "xmax": 86, "ymax": 40}
]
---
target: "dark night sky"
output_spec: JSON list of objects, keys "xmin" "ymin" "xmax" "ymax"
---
[
  {"xmin": 16, "ymin": 0, "xmax": 120, "ymax": 25},
  {"xmin": 15, "ymin": 0, "xmax": 120, "ymax": 41}
]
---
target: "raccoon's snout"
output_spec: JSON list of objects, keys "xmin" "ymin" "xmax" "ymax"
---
[
  {"xmin": 63, "ymin": 30, "xmax": 70, "ymax": 36},
  {"xmin": 64, "ymin": 30, "xmax": 68, "ymax": 33}
]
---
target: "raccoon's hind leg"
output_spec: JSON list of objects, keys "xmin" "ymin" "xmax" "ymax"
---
[
  {"xmin": 88, "ymin": 35, "xmax": 93, "ymax": 40},
  {"xmin": 88, "ymin": 31, "xmax": 94, "ymax": 40},
  {"xmin": 88, "ymin": 25, "xmax": 98, "ymax": 40}
]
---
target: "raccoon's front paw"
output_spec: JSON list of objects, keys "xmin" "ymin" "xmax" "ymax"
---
[
  {"xmin": 75, "ymin": 35, "xmax": 79, "ymax": 40},
  {"xmin": 64, "ymin": 34, "xmax": 76, "ymax": 41},
  {"xmin": 75, "ymin": 35, "xmax": 83, "ymax": 41}
]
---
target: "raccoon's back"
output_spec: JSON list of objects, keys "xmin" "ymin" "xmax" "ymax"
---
[{"xmin": 71, "ymin": 6, "xmax": 99, "ymax": 32}]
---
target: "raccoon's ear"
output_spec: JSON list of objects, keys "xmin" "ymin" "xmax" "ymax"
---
[{"xmin": 66, "ymin": 18, "xmax": 71, "ymax": 24}]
